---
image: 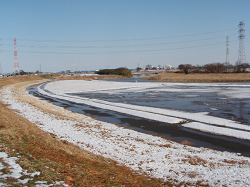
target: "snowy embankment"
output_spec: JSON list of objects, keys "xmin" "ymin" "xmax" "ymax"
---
[
  {"xmin": 0, "ymin": 148, "xmax": 66, "ymax": 186},
  {"xmin": 1, "ymin": 80, "xmax": 250, "ymax": 186},
  {"xmin": 41, "ymin": 80, "xmax": 250, "ymax": 140}
]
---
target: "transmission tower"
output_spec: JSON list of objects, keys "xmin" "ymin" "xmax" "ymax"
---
[
  {"xmin": 237, "ymin": 21, "xmax": 246, "ymax": 65},
  {"xmin": 0, "ymin": 61, "xmax": 2, "ymax": 75},
  {"xmin": 14, "ymin": 38, "xmax": 19, "ymax": 74},
  {"xmin": 225, "ymin": 36, "xmax": 230, "ymax": 64}
]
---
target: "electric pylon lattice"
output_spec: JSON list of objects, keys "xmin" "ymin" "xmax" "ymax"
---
[
  {"xmin": 226, "ymin": 36, "xmax": 230, "ymax": 64},
  {"xmin": 0, "ymin": 61, "xmax": 2, "ymax": 75},
  {"xmin": 14, "ymin": 38, "xmax": 19, "ymax": 74},
  {"xmin": 237, "ymin": 21, "xmax": 246, "ymax": 65}
]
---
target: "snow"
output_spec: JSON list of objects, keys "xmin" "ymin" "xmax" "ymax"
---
[
  {"xmin": 79, "ymin": 73, "xmax": 99, "ymax": 76},
  {"xmin": 0, "ymin": 147, "xmax": 67, "ymax": 186},
  {"xmin": 1, "ymin": 80, "xmax": 250, "ymax": 186},
  {"xmin": 0, "ymin": 151, "xmax": 23, "ymax": 179},
  {"xmin": 183, "ymin": 122, "xmax": 250, "ymax": 140},
  {"xmin": 46, "ymin": 80, "xmax": 250, "ymax": 99},
  {"xmin": 40, "ymin": 80, "xmax": 250, "ymax": 140},
  {"xmin": 177, "ymin": 94, "xmax": 200, "ymax": 98}
]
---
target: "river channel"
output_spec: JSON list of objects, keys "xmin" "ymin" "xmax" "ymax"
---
[{"xmin": 28, "ymin": 79, "xmax": 250, "ymax": 157}]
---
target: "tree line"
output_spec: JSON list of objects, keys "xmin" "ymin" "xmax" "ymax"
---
[{"xmin": 178, "ymin": 62, "xmax": 250, "ymax": 74}]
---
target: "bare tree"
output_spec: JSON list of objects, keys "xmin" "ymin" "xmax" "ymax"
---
[
  {"xmin": 235, "ymin": 61, "xmax": 242, "ymax": 73},
  {"xmin": 204, "ymin": 63, "xmax": 226, "ymax": 73},
  {"xmin": 178, "ymin": 64, "xmax": 195, "ymax": 74}
]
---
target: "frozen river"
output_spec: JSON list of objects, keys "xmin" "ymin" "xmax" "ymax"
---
[
  {"xmin": 74, "ymin": 79, "xmax": 250, "ymax": 125},
  {"xmin": 29, "ymin": 79, "xmax": 250, "ymax": 156}
]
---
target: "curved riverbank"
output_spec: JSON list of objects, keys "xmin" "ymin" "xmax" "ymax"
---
[
  {"xmin": 1, "ymin": 77, "xmax": 250, "ymax": 186},
  {"xmin": 33, "ymin": 80, "xmax": 250, "ymax": 157},
  {"xmin": 0, "ymin": 76, "xmax": 166, "ymax": 186}
]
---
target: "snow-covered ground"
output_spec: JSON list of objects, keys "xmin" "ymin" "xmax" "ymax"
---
[
  {"xmin": 1, "ymin": 80, "xmax": 250, "ymax": 186},
  {"xmin": 0, "ymin": 146, "xmax": 67, "ymax": 186},
  {"xmin": 41, "ymin": 80, "xmax": 250, "ymax": 140},
  {"xmin": 43, "ymin": 80, "xmax": 250, "ymax": 98}
]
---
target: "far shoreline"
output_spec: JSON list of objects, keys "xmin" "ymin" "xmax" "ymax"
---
[{"xmin": 139, "ymin": 72, "xmax": 250, "ymax": 83}]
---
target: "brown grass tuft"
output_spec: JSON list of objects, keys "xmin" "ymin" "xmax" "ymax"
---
[
  {"xmin": 186, "ymin": 156, "xmax": 207, "ymax": 166},
  {"xmin": 160, "ymin": 144, "xmax": 172, "ymax": 148},
  {"xmin": 223, "ymin": 159, "xmax": 250, "ymax": 165},
  {"xmin": 188, "ymin": 171, "xmax": 198, "ymax": 178},
  {"xmin": 181, "ymin": 140, "xmax": 194, "ymax": 146}
]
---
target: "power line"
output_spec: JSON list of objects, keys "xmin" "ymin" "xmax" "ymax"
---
[
  {"xmin": 11, "ymin": 42, "xmax": 225, "ymax": 55},
  {"xmin": 1, "ymin": 35, "xmax": 234, "ymax": 49},
  {"xmin": 0, "ymin": 28, "xmax": 237, "ymax": 43},
  {"xmin": 0, "ymin": 34, "xmax": 236, "ymax": 53}
]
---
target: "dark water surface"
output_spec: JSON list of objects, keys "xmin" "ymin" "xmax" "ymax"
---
[{"xmin": 28, "ymin": 80, "xmax": 250, "ymax": 157}]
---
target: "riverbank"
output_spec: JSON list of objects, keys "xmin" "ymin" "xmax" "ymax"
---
[
  {"xmin": 144, "ymin": 72, "xmax": 250, "ymax": 82},
  {"xmin": 0, "ymin": 76, "xmax": 250, "ymax": 186},
  {"xmin": 56, "ymin": 74, "xmax": 127, "ymax": 80},
  {"xmin": 0, "ymin": 76, "xmax": 165, "ymax": 186}
]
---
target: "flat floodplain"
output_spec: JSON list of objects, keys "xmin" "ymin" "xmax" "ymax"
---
[
  {"xmin": 34, "ymin": 80, "xmax": 250, "ymax": 157},
  {"xmin": 145, "ymin": 72, "xmax": 250, "ymax": 82},
  {"xmin": 2, "ymin": 76, "xmax": 250, "ymax": 186}
]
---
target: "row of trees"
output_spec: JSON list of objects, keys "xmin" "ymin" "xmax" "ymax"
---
[
  {"xmin": 4, "ymin": 70, "xmax": 40, "ymax": 77},
  {"xmin": 178, "ymin": 62, "xmax": 250, "ymax": 74}
]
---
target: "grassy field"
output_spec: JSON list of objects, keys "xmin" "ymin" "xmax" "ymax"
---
[
  {"xmin": 0, "ymin": 75, "xmax": 167, "ymax": 186},
  {"xmin": 145, "ymin": 72, "xmax": 250, "ymax": 82}
]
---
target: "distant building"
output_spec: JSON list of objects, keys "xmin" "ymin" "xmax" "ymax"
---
[{"xmin": 165, "ymin": 64, "xmax": 172, "ymax": 70}]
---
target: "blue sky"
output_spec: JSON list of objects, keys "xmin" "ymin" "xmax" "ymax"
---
[{"xmin": 0, "ymin": 0, "xmax": 250, "ymax": 73}]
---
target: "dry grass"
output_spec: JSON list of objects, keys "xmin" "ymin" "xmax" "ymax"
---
[
  {"xmin": 0, "ymin": 76, "xmax": 170, "ymax": 186},
  {"xmin": 187, "ymin": 156, "xmax": 207, "ymax": 166},
  {"xmin": 145, "ymin": 72, "xmax": 250, "ymax": 82},
  {"xmin": 181, "ymin": 155, "xmax": 207, "ymax": 167},
  {"xmin": 223, "ymin": 159, "xmax": 250, "ymax": 165},
  {"xmin": 181, "ymin": 140, "xmax": 194, "ymax": 146}
]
